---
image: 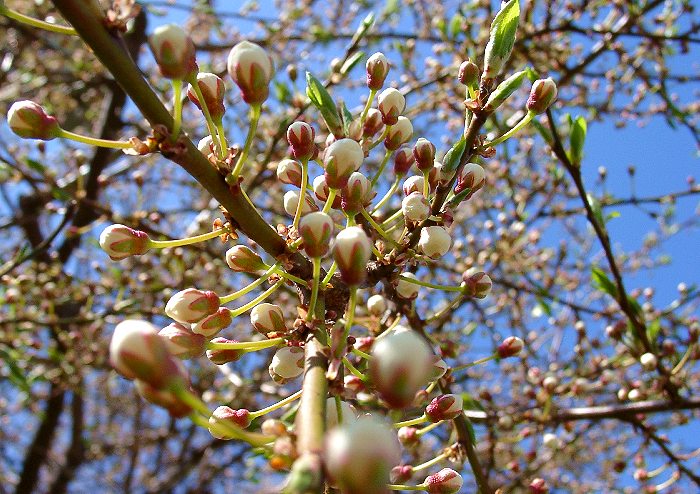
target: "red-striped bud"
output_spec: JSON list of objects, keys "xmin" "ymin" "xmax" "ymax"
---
[
  {"xmin": 206, "ymin": 337, "xmax": 244, "ymax": 364},
  {"xmin": 498, "ymin": 336, "xmax": 524, "ymax": 358},
  {"xmin": 283, "ymin": 190, "xmax": 318, "ymax": 216},
  {"xmin": 425, "ymin": 468, "xmax": 463, "ymax": 494},
  {"xmin": 209, "ymin": 406, "xmax": 251, "ymax": 439},
  {"xmin": 462, "ymin": 271, "xmax": 492, "ymax": 298},
  {"xmin": 250, "ymin": 303, "xmax": 288, "ymax": 335},
  {"xmin": 227, "ymin": 41, "xmax": 273, "ymax": 105},
  {"xmin": 403, "ymin": 175, "xmax": 425, "ymax": 196},
  {"xmin": 413, "ymin": 138, "xmax": 436, "ymax": 171},
  {"xmin": 393, "ymin": 147, "xmax": 415, "ymax": 177},
  {"xmin": 363, "ymin": 108, "xmax": 384, "ymax": 137},
  {"xmin": 324, "ymin": 138, "xmax": 364, "ymax": 189},
  {"xmin": 158, "ymin": 322, "xmax": 206, "ymax": 359},
  {"xmin": 148, "ymin": 24, "xmax": 197, "ymax": 80},
  {"xmin": 165, "ymin": 288, "xmax": 219, "ymax": 324},
  {"xmin": 286, "ymin": 121, "xmax": 316, "ymax": 161},
  {"xmin": 187, "ymin": 72, "xmax": 226, "ymax": 119},
  {"xmin": 454, "ymin": 163, "xmax": 485, "ymax": 196},
  {"xmin": 527, "ymin": 78, "xmax": 557, "ymax": 114},
  {"xmin": 99, "ymin": 224, "xmax": 150, "ymax": 261},
  {"xmin": 377, "ymin": 88, "xmax": 405, "ymax": 125},
  {"xmin": 366, "ymin": 52, "xmax": 390, "ymax": 90},
  {"xmin": 384, "ymin": 116, "xmax": 413, "ymax": 150},
  {"xmin": 269, "ymin": 346, "xmax": 304, "ymax": 384},
  {"xmin": 312, "ymin": 175, "xmax": 342, "ymax": 209},
  {"xmin": 225, "ymin": 245, "xmax": 266, "ymax": 273},
  {"xmin": 333, "ymin": 226, "xmax": 373, "ymax": 286},
  {"xmin": 192, "ymin": 307, "xmax": 232, "ymax": 338},
  {"xmin": 425, "ymin": 394, "xmax": 463, "ymax": 422},
  {"xmin": 341, "ymin": 172, "xmax": 373, "ymax": 215},
  {"xmin": 7, "ymin": 101, "xmax": 60, "ymax": 140},
  {"xmin": 458, "ymin": 60, "xmax": 479, "ymax": 87},
  {"xmin": 299, "ymin": 212, "xmax": 334, "ymax": 258}
]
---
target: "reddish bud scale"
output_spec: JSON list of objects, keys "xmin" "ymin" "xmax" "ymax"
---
[{"xmin": 286, "ymin": 121, "xmax": 315, "ymax": 161}]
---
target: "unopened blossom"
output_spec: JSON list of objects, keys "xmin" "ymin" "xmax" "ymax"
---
[
  {"xmin": 208, "ymin": 406, "xmax": 251, "ymax": 439},
  {"xmin": 377, "ymin": 87, "xmax": 405, "ymax": 125},
  {"xmin": 326, "ymin": 397, "xmax": 359, "ymax": 429},
  {"xmin": 276, "ymin": 159, "xmax": 303, "ymax": 186},
  {"xmin": 206, "ymin": 337, "xmax": 243, "ymax": 364},
  {"xmin": 99, "ymin": 224, "xmax": 151, "ymax": 260},
  {"xmin": 402, "ymin": 192, "xmax": 430, "ymax": 223},
  {"xmin": 432, "ymin": 162, "xmax": 454, "ymax": 187},
  {"xmin": 413, "ymin": 138, "xmax": 436, "ymax": 171},
  {"xmin": 542, "ymin": 432, "xmax": 560, "ymax": 449},
  {"xmin": 384, "ymin": 116, "xmax": 413, "ymax": 150},
  {"xmin": 333, "ymin": 226, "xmax": 373, "ymax": 286},
  {"xmin": 225, "ymin": 245, "xmax": 266, "ymax": 273},
  {"xmin": 418, "ymin": 226, "xmax": 452, "ymax": 259},
  {"xmin": 299, "ymin": 212, "xmax": 334, "ymax": 258},
  {"xmin": 283, "ymin": 190, "xmax": 318, "ymax": 216},
  {"xmin": 425, "ymin": 468, "xmax": 463, "ymax": 494},
  {"xmin": 324, "ymin": 416, "xmax": 401, "ymax": 494},
  {"xmin": 366, "ymin": 52, "xmax": 390, "ymax": 90},
  {"xmin": 286, "ymin": 121, "xmax": 315, "ymax": 161},
  {"xmin": 134, "ymin": 379, "xmax": 191, "ymax": 418},
  {"xmin": 341, "ymin": 172, "xmax": 373, "ymax": 215},
  {"xmin": 640, "ymin": 352, "xmax": 658, "ymax": 371},
  {"xmin": 403, "ymin": 175, "xmax": 425, "ymax": 196},
  {"xmin": 397, "ymin": 426, "xmax": 420, "ymax": 448},
  {"xmin": 363, "ymin": 108, "xmax": 384, "ymax": 137},
  {"xmin": 250, "ymin": 303, "xmax": 288, "ymax": 335},
  {"xmin": 165, "ymin": 288, "xmax": 219, "ymax": 324},
  {"xmin": 426, "ymin": 394, "xmax": 463, "ymax": 422},
  {"xmin": 370, "ymin": 326, "xmax": 433, "ymax": 408},
  {"xmin": 187, "ymin": 72, "xmax": 226, "ymax": 118},
  {"xmin": 148, "ymin": 24, "xmax": 197, "ymax": 80},
  {"xmin": 396, "ymin": 272, "xmax": 420, "ymax": 299},
  {"xmin": 312, "ymin": 175, "xmax": 341, "ymax": 208},
  {"xmin": 227, "ymin": 41, "xmax": 274, "ymax": 104},
  {"xmin": 158, "ymin": 322, "xmax": 206, "ymax": 359},
  {"xmin": 454, "ymin": 162, "xmax": 486, "ymax": 196},
  {"xmin": 498, "ymin": 336, "xmax": 524, "ymax": 358},
  {"xmin": 192, "ymin": 307, "xmax": 232, "ymax": 338},
  {"xmin": 7, "ymin": 101, "xmax": 60, "ymax": 140},
  {"xmin": 394, "ymin": 147, "xmax": 415, "ymax": 177},
  {"xmin": 429, "ymin": 355, "xmax": 449, "ymax": 380},
  {"xmin": 269, "ymin": 346, "xmax": 304, "ymax": 384},
  {"xmin": 367, "ymin": 294, "xmax": 388, "ymax": 317},
  {"xmin": 391, "ymin": 465, "xmax": 414, "ymax": 484},
  {"xmin": 462, "ymin": 271, "xmax": 492, "ymax": 298},
  {"xmin": 324, "ymin": 138, "xmax": 364, "ymax": 189},
  {"xmin": 529, "ymin": 478, "xmax": 550, "ymax": 494},
  {"xmin": 197, "ymin": 135, "xmax": 214, "ymax": 155},
  {"xmin": 458, "ymin": 59, "xmax": 479, "ymax": 87},
  {"xmin": 527, "ymin": 78, "xmax": 558, "ymax": 114}
]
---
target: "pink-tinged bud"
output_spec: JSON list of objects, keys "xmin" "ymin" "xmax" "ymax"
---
[
  {"xmin": 354, "ymin": 336, "xmax": 375, "ymax": 353},
  {"xmin": 462, "ymin": 271, "xmax": 492, "ymax": 298},
  {"xmin": 261, "ymin": 418, "xmax": 288, "ymax": 437},
  {"xmin": 377, "ymin": 88, "xmax": 405, "ymax": 125},
  {"xmin": 283, "ymin": 190, "xmax": 318, "ymax": 216},
  {"xmin": 526, "ymin": 78, "xmax": 557, "ymax": 114},
  {"xmin": 7, "ymin": 101, "xmax": 60, "ymax": 140},
  {"xmin": 324, "ymin": 138, "xmax": 364, "ymax": 189},
  {"xmin": 227, "ymin": 41, "xmax": 274, "ymax": 104},
  {"xmin": 366, "ymin": 52, "xmax": 390, "ymax": 90},
  {"xmin": 413, "ymin": 138, "xmax": 436, "ymax": 171},
  {"xmin": 269, "ymin": 346, "xmax": 304, "ymax": 384},
  {"xmin": 344, "ymin": 374, "xmax": 366, "ymax": 395},
  {"xmin": 206, "ymin": 337, "xmax": 243, "ymax": 364},
  {"xmin": 99, "ymin": 224, "xmax": 150, "ymax": 261},
  {"xmin": 333, "ymin": 226, "xmax": 373, "ymax": 286},
  {"xmin": 148, "ymin": 24, "xmax": 197, "ymax": 80},
  {"xmin": 187, "ymin": 72, "xmax": 226, "ymax": 119},
  {"xmin": 299, "ymin": 212, "xmax": 334, "ymax": 258},
  {"xmin": 250, "ymin": 303, "xmax": 288, "ymax": 335},
  {"xmin": 394, "ymin": 147, "xmax": 415, "ymax": 176},
  {"xmin": 391, "ymin": 465, "xmax": 414, "ymax": 484},
  {"xmin": 384, "ymin": 116, "xmax": 413, "ymax": 151},
  {"xmin": 225, "ymin": 245, "xmax": 266, "ymax": 273},
  {"xmin": 363, "ymin": 108, "xmax": 384, "ymax": 137},
  {"xmin": 458, "ymin": 60, "xmax": 479, "ymax": 87},
  {"xmin": 418, "ymin": 226, "xmax": 452, "ymax": 259},
  {"xmin": 640, "ymin": 352, "xmax": 658, "ymax": 371},
  {"xmin": 134, "ymin": 378, "xmax": 192, "ymax": 418},
  {"xmin": 395, "ymin": 272, "xmax": 420, "ymax": 299},
  {"xmin": 403, "ymin": 175, "xmax": 425, "ymax": 196},
  {"xmin": 429, "ymin": 354, "xmax": 448, "ymax": 380},
  {"xmin": 165, "ymin": 288, "xmax": 219, "ymax": 324},
  {"xmin": 454, "ymin": 163, "xmax": 486, "ymax": 196},
  {"xmin": 324, "ymin": 416, "xmax": 401, "ymax": 494},
  {"xmin": 197, "ymin": 135, "xmax": 214, "ymax": 155},
  {"xmin": 192, "ymin": 307, "xmax": 232, "ymax": 338},
  {"xmin": 529, "ymin": 478, "xmax": 549, "ymax": 494},
  {"xmin": 311, "ymin": 175, "xmax": 341, "ymax": 209},
  {"xmin": 109, "ymin": 320, "xmax": 184, "ymax": 389},
  {"xmin": 432, "ymin": 162, "xmax": 454, "ymax": 187},
  {"xmin": 326, "ymin": 397, "xmax": 359, "ymax": 429},
  {"xmin": 497, "ymin": 336, "xmax": 524, "ymax": 358},
  {"xmin": 425, "ymin": 468, "xmax": 463, "ymax": 494},
  {"xmin": 286, "ymin": 121, "xmax": 316, "ymax": 161},
  {"xmin": 425, "ymin": 394, "xmax": 463, "ymax": 422},
  {"xmin": 402, "ymin": 192, "xmax": 430, "ymax": 224},
  {"xmin": 209, "ymin": 406, "xmax": 251, "ymax": 439},
  {"xmin": 370, "ymin": 326, "xmax": 433, "ymax": 408},
  {"xmin": 158, "ymin": 322, "xmax": 206, "ymax": 359},
  {"xmin": 341, "ymin": 172, "xmax": 373, "ymax": 215},
  {"xmin": 367, "ymin": 294, "xmax": 388, "ymax": 317},
  {"xmin": 397, "ymin": 426, "xmax": 420, "ymax": 448}
]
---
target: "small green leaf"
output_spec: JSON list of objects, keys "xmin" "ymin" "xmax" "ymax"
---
[
  {"xmin": 483, "ymin": 0, "xmax": 520, "ymax": 78},
  {"xmin": 484, "ymin": 69, "xmax": 527, "ymax": 111},
  {"xmin": 340, "ymin": 101, "xmax": 353, "ymax": 137},
  {"xmin": 305, "ymin": 72, "xmax": 343, "ymax": 137},
  {"xmin": 605, "ymin": 211, "xmax": 620, "ymax": 222},
  {"xmin": 449, "ymin": 14, "xmax": 464, "ymax": 40},
  {"xmin": 587, "ymin": 193, "xmax": 605, "ymax": 228},
  {"xmin": 591, "ymin": 266, "xmax": 618, "ymax": 298},
  {"xmin": 442, "ymin": 136, "xmax": 467, "ymax": 174},
  {"xmin": 340, "ymin": 51, "xmax": 365, "ymax": 76},
  {"xmin": 26, "ymin": 158, "xmax": 46, "ymax": 174},
  {"xmin": 569, "ymin": 115, "xmax": 587, "ymax": 166},
  {"xmin": 351, "ymin": 12, "xmax": 375, "ymax": 46}
]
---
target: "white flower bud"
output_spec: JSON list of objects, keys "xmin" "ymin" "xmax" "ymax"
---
[
  {"xmin": 418, "ymin": 226, "xmax": 452, "ymax": 259},
  {"xmin": 158, "ymin": 322, "xmax": 206, "ymax": 359},
  {"xmin": 312, "ymin": 175, "xmax": 340, "ymax": 209},
  {"xmin": 497, "ymin": 336, "xmax": 523, "ymax": 358},
  {"xmin": 148, "ymin": 24, "xmax": 197, "ymax": 80},
  {"xmin": 424, "ymin": 468, "xmax": 463, "ymax": 494},
  {"xmin": 332, "ymin": 226, "xmax": 373, "ymax": 286},
  {"xmin": 542, "ymin": 432, "xmax": 560, "ymax": 449},
  {"xmin": 341, "ymin": 171, "xmax": 372, "ymax": 214},
  {"xmin": 165, "ymin": 288, "xmax": 220, "ymax": 324},
  {"xmin": 413, "ymin": 138, "xmax": 436, "ymax": 171},
  {"xmin": 299, "ymin": 212, "xmax": 334, "ymax": 258},
  {"xmin": 187, "ymin": 72, "xmax": 226, "ymax": 119},
  {"xmin": 527, "ymin": 78, "xmax": 558, "ymax": 114},
  {"xmin": 384, "ymin": 116, "xmax": 413, "ymax": 150},
  {"xmin": 396, "ymin": 272, "xmax": 420, "ymax": 299},
  {"xmin": 99, "ymin": 224, "xmax": 151, "ymax": 260},
  {"xmin": 455, "ymin": 163, "xmax": 486, "ymax": 196},
  {"xmin": 225, "ymin": 245, "xmax": 266, "ymax": 273},
  {"xmin": 250, "ymin": 303, "xmax": 288, "ymax": 335},
  {"xmin": 640, "ymin": 352, "xmax": 658, "ymax": 371},
  {"xmin": 366, "ymin": 52, "xmax": 390, "ymax": 90},
  {"xmin": 227, "ymin": 41, "xmax": 273, "ymax": 104},
  {"xmin": 403, "ymin": 175, "xmax": 425, "ymax": 196},
  {"xmin": 323, "ymin": 138, "xmax": 364, "ymax": 189},
  {"xmin": 276, "ymin": 159, "xmax": 303, "ymax": 186},
  {"xmin": 367, "ymin": 294, "xmax": 388, "ymax": 317},
  {"xmin": 286, "ymin": 121, "xmax": 316, "ymax": 161},
  {"xmin": 462, "ymin": 271, "xmax": 492, "ymax": 299},
  {"xmin": 7, "ymin": 101, "xmax": 60, "ymax": 140},
  {"xmin": 269, "ymin": 346, "xmax": 304, "ymax": 384},
  {"xmin": 192, "ymin": 307, "xmax": 232, "ymax": 338},
  {"xmin": 283, "ymin": 190, "xmax": 318, "ymax": 217},
  {"xmin": 377, "ymin": 87, "xmax": 405, "ymax": 125},
  {"xmin": 197, "ymin": 135, "xmax": 214, "ymax": 155},
  {"xmin": 402, "ymin": 192, "xmax": 430, "ymax": 223}
]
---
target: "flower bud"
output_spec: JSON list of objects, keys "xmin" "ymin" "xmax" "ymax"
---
[
  {"xmin": 640, "ymin": 352, "xmax": 658, "ymax": 371},
  {"xmin": 197, "ymin": 135, "xmax": 214, "ymax": 155},
  {"xmin": 341, "ymin": 172, "xmax": 372, "ymax": 215},
  {"xmin": 462, "ymin": 271, "xmax": 492, "ymax": 298},
  {"xmin": 394, "ymin": 147, "xmax": 415, "ymax": 177},
  {"xmin": 324, "ymin": 416, "xmax": 401, "ymax": 494},
  {"xmin": 283, "ymin": 190, "xmax": 318, "ymax": 217},
  {"xmin": 402, "ymin": 192, "xmax": 430, "ymax": 224},
  {"xmin": 227, "ymin": 41, "xmax": 273, "ymax": 104},
  {"xmin": 324, "ymin": 138, "xmax": 364, "ymax": 189},
  {"xmin": 261, "ymin": 418, "xmax": 288, "ymax": 437},
  {"xmin": 109, "ymin": 320, "xmax": 184, "ymax": 389},
  {"xmin": 158, "ymin": 322, "xmax": 206, "ymax": 359},
  {"xmin": 527, "ymin": 78, "xmax": 557, "ymax": 114},
  {"xmin": 299, "ymin": 212, "xmax": 334, "ymax": 258},
  {"xmin": 367, "ymin": 294, "xmax": 388, "ymax": 317},
  {"xmin": 209, "ymin": 406, "xmax": 251, "ymax": 439},
  {"xmin": 384, "ymin": 116, "xmax": 413, "ymax": 150},
  {"xmin": 391, "ymin": 465, "xmax": 414, "ymax": 484},
  {"xmin": 7, "ymin": 101, "xmax": 60, "ymax": 140},
  {"xmin": 426, "ymin": 394, "xmax": 463, "ymax": 422},
  {"xmin": 377, "ymin": 88, "xmax": 405, "ymax": 125},
  {"xmin": 454, "ymin": 163, "xmax": 486, "ymax": 196},
  {"xmin": 429, "ymin": 355, "xmax": 448, "ymax": 380},
  {"xmin": 418, "ymin": 226, "xmax": 452, "ymax": 259},
  {"xmin": 354, "ymin": 336, "xmax": 375, "ymax": 353},
  {"xmin": 363, "ymin": 108, "xmax": 384, "ymax": 137},
  {"xmin": 425, "ymin": 468, "xmax": 463, "ymax": 494},
  {"xmin": 134, "ymin": 378, "xmax": 192, "ymax": 418},
  {"xmin": 312, "ymin": 175, "xmax": 342, "ymax": 209},
  {"xmin": 276, "ymin": 159, "xmax": 303, "ymax": 187},
  {"xmin": 165, "ymin": 288, "xmax": 220, "ymax": 324},
  {"xmin": 497, "ymin": 336, "xmax": 524, "ymax": 358},
  {"xmin": 432, "ymin": 162, "xmax": 454, "ymax": 187},
  {"xmin": 370, "ymin": 326, "xmax": 433, "ymax": 408},
  {"xmin": 250, "ymin": 303, "xmax": 288, "ymax": 335},
  {"xmin": 344, "ymin": 374, "xmax": 366, "ymax": 395},
  {"xmin": 458, "ymin": 60, "xmax": 479, "ymax": 87},
  {"xmin": 192, "ymin": 307, "xmax": 232, "ymax": 338},
  {"xmin": 403, "ymin": 175, "xmax": 425, "ymax": 196},
  {"xmin": 326, "ymin": 397, "xmax": 359, "ymax": 429},
  {"xmin": 269, "ymin": 346, "xmax": 304, "ymax": 384},
  {"xmin": 332, "ymin": 226, "xmax": 373, "ymax": 286},
  {"xmin": 148, "ymin": 24, "xmax": 197, "ymax": 80},
  {"xmin": 366, "ymin": 52, "xmax": 390, "ymax": 90},
  {"xmin": 206, "ymin": 337, "xmax": 243, "ymax": 364},
  {"xmin": 397, "ymin": 426, "xmax": 420, "ymax": 448},
  {"xmin": 187, "ymin": 72, "xmax": 226, "ymax": 119},
  {"xmin": 225, "ymin": 245, "xmax": 266, "ymax": 273},
  {"xmin": 413, "ymin": 138, "xmax": 436, "ymax": 171},
  {"xmin": 99, "ymin": 224, "xmax": 151, "ymax": 260},
  {"xmin": 286, "ymin": 121, "xmax": 316, "ymax": 161},
  {"xmin": 529, "ymin": 478, "xmax": 549, "ymax": 494},
  {"xmin": 395, "ymin": 272, "xmax": 420, "ymax": 299},
  {"xmin": 542, "ymin": 432, "xmax": 560, "ymax": 449}
]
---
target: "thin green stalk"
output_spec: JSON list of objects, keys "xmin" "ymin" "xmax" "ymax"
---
[
  {"xmin": 351, "ymin": 348, "xmax": 371, "ymax": 360},
  {"xmin": 413, "ymin": 451, "xmax": 450, "ymax": 471},
  {"xmin": 342, "ymin": 356, "xmax": 368, "ymax": 382},
  {"xmin": 321, "ymin": 261, "xmax": 337, "ymax": 286},
  {"xmin": 219, "ymin": 263, "xmax": 278, "ymax": 304},
  {"xmin": 370, "ymin": 149, "xmax": 393, "ymax": 187},
  {"xmin": 359, "ymin": 88, "xmax": 377, "ymax": 127},
  {"xmin": 56, "ymin": 128, "xmax": 132, "ymax": 149},
  {"xmin": 361, "ymin": 208, "xmax": 396, "ymax": 245},
  {"xmin": 250, "ymin": 389, "xmax": 303, "ymax": 418},
  {"xmin": 271, "ymin": 265, "xmax": 307, "ymax": 286},
  {"xmin": 387, "ymin": 484, "xmax": 426, "ymax": 491},
  {"xmin": 372, "ymin": 178, "xmax": 400, "ymax": 214},
  {"xmin": 171, "ymin": 79, "xmax": 184, "ymax": 139},
  {"xmin": 230, "ymin": 104, "xmax": 262, "ymax": 179},
  {"xmin": 334, "ymin": 395, "xmax": 344, "ymax": 424},
  {"xmin": 322, "ymin": 189, "xmax": 337, "ymax": 213},
  {"xmin": 398, "ymin": 274, "xmax": 463, "ymax": 292},
  {"xmin": 206, "ymin": 337, "xmax": 285, "ymax": 352},
  {"xmin": 187, "ymin": 75, "xmax": 225, "ymax": 158},
  {"xmin": 306, "ymin": 257, "xmax": 321, "ymax": 321},
  {"xmin": 293, "ymin": 158, "xmax": 310, "ymax": 230},
  {"xmin": 485, "ymin": 111, "xmax": 535, "ymax": 148},
  {"xmin": 394, "ymin": 413, "xmax": 428, "ymax": 428},
  {"xmin": 148, "ymin": 228, "xmax": 227, "ymax": 249},
  {"xmin": 215, "ymin": 119, "xmax": 229, "ymax": 155},
  {"xmin": 452, "ymin": 354, "xmax": 498, "ymax": 372},
  {"xmin": 229, "ymin": 278, "xmax": 285, "ymax": 317},
  {"xmin": 369, "ymin": 125, "xmax": 391, "ymax": 150},
  {"xmin": 0, "ymin": 5, "xmax": 77, "ymax": 35},
  {"xmin": 416, "ymin": 421, "xmax": 443, "ymax": 436}
]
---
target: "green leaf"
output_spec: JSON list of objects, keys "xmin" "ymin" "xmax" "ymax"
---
[
  {"xmin": 461, "ymin": 392, "xmax": 485, "ymax": 412},
  {"xmin": 483, "ymin": 0, "xmax": 520, "ymax": 78},
  {"xmin": 442, "ymin": 136, "xmax": 467, "ymax": 174},
  {"xmin": 351, "ymin": 12, "xmax": 375, "ymax": 46},
  {"xmin": 340, "ymin": 101, "xmax": 353, "ymax": 137},
  {"xmin": 586, "ymin": 193, "xmax": 605, "ymax": 228},
  {"xmin": 273, "ymin": 81, "xmax": 290, "ymax": 102},
  {"xmin": 305, "ymin": 72, "xmax": 343, "ymax": 137},
  {"xmin": 591, "ymin": 266, "xmax": 618, "ymax": 298},
  {"xmin": 449, "ymin": 14, "xmax": 464, "ymax": 40},
  {"xmin": 569, "ymin": 115, "xmax": 587, "ymax": 165},
  {"xmin": 0, "ymin": 348, "xmax": 31, "ymax": 394},
  {"xmin": 26, "ymin": 158, "xmax": 46, "ymax": 174},
  {"xmin": 340, "ymin": 51, "xmax": 365, "ymax": 76},
  {"xmin": 484, "ymin": 69, "xmax": 527, "ymax": 111}
]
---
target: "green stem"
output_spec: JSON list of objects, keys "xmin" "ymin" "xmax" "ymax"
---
[
  {"xmin": 56, "ymin": 128, "xmax": 132, "ymax": 149},
  {"xmin": 229, "ymin": 278, "xmax": 285, "ymax": 317},
  {"xmin": 230, "ymin": 104, "xmax": 262, "ymax": 179},
  {"xmin": 206, "ymin": 337, "xmax": 285, "ymax": 352},
  {"xmin": 380, "ymin": 208, "xmax": 404, "ymax": 227},
  {"xmin": 0, "ymin": 5, "xmax": 77, "ymax": 35},
  {"xmin": 148, "ymin": 228, "xmax": 227, "ymax": 249},
  {"xmin": 370, "ymin": 149, "xmax": 392, "ymax": 187},
  {"xmin": 372, "ymin": 178, "xmax": 400, "ymax": 214},
  {"xmin": 361, "ymin": 208, "xmax": 396, "ymax": 245},
  {"xmin": 306, "ymin": 257, "xmax": 321, "ymax": 321},
  {"xmin": 322, "ymin": 189, "xmax": 337, "ymax": 213},
  {"xmin": 215, "ymin": 119, "xmax": 229, "ymax": 156},
  {"xmin": 187, "ymin": 75, "xmax": 224, "ymax": 158},
  {"xmin": 342, "ymin": 356, "xmax": 368, "ymax": 382},
  {"xmin": 398, "ymin": 274, "xmax": 463, "ymax": 292},
  {"xmin": 171, "ymin": 79, "xmax": 184, "ymax": 140},
  {"xmin": 334, "ymin": 395, "xmax": 344, "ymax": 424},
  {"xmin": 485, "ymin": 111, "xmax": 535, "ymax": 148},
  {"xmin": 321, "ymin": 261, "xmax": 337, "ymax": 286},
  {"xmin": 219, "ymin": 263, "xmax": 279, "ymax": 304},
  {"xmin": 413, "ymin": 451, "xmax": 450, "ymax": 472},
  {"xmin": 250, "ymin": 389, "xmax": 303, "ymax": 418},
  {"xmin": 394, "ymin": 414, "xmax": 428, "ymax": 428},
  {"xmin": 416, "ymin": 421, "xmax": 443, "ymax": 436},
  {"xmin": 388, "ymin": 484, "xmax": 426, "ymax": 491},
  {"xmin": 359, "ymin": 88, "xmax": 377, "ymax": 127},
  {"xmin": 293, "ymin": 158, "xmax": 310, "ymax": 230},
  {"xmin": 370, "ymin": 125, "xmax": 391, "ymax": 150},
  {"xmin": 452, "ymin": 354, "xmax": 498, "ymax": 372},
  {"xmin": 351, "ymin": 348, "xmax": 371, "ymax": 360},
  {"xmin": 271, "ymin": 265, "xmax": 307, "ymax": 286},
  {"xmin": 422, "ymin": 170, "xmax": 430, "ymax": 198}
]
